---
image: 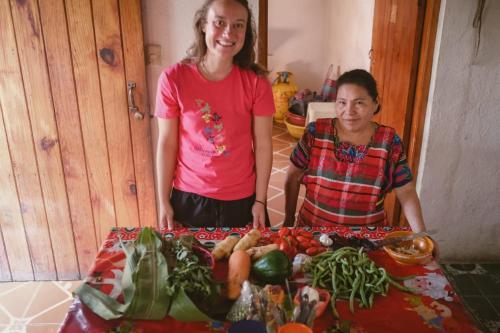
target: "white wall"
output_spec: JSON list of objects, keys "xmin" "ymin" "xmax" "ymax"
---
[
  {"xmin": 268, "ymin": 0, "xmax": 373, "ymax": 91},
  {"xmin": 268, "ymin": 0, "xmax": 330, "ymax": 90},
  {"xmin": 418, "ymin": 0, "xmax": 500, "ymax": 260},
  {"xmin": 326, "ymin": 0, "xmax": 374, "ymax": 73}
]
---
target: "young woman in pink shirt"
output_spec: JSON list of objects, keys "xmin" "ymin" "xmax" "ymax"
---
[{"xmin": 155, "ymin": 0, "xmax": 275, "ymax": 230}]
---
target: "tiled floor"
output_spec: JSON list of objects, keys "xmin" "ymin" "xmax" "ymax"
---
[
  {"xmin": 0, "ymin": 281, "xmax": 80, "ymax": 333},
  {"xmin": 0, "ymin": 122, "xmax": 299, "ymax": 332},
  {"xmin": 441, "ymin": 263, "xmax": 500, "ymax": 333}
]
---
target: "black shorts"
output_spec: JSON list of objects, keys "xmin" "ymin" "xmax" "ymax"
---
[{"xmin": 170, "ymin": 188, "xmax": 270, "ymax": 228}]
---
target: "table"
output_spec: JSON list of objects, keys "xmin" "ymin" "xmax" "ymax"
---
[
  {"xmin": 60, "ymin": 226, "xmax": 479, "ymax": 332},
  {"xmin": 306, "ymin": 102, "xmax": 336, "ymax": 125}
]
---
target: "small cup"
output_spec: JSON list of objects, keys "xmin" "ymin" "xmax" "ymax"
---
[{"xmin": 278, "ymin": 322, "xmax": 313, "ymax": 333}]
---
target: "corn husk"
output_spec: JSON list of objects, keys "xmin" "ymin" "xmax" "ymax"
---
[{"xmin": 74, "ymin": 227, "xmax": 170, "ymax": 320}]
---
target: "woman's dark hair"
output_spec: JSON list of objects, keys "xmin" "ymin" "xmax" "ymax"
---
[
  {"xmin": 182, "ymin": 0, "xmax": 267, "ymax": 75},
  {"xmin": 337, "ymin": 69, "xmax": 381, "ymax": 114}
]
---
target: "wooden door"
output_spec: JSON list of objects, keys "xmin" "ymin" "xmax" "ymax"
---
[
  {"xmin": 371, "ymin": 0, "xmax": 426, "ymax": 225},
  {"xmin": 0, "ymin": 0, "xmax": 156, "ymax": 281}
]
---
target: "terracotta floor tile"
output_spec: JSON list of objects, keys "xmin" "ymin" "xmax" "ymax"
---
[
  {"xmin": 268, "ymin": 209, "xmax": 284, "ymax": 227},
  {"xmin": 274, "ymin": 131, "xmax": 299, "ymax": 143},
  {"xmin": 272, "ymin": 124, "xmax": 287, "ymax": 136},
  {"xmin": 25, "ymin": 282, "xmax": 71, "ymax": 318},
  {"xmin": 279, "ymin": 145, "xmax": 294, "ymax": 156},
  {"xmin": 269, "ymin": 171, "xmax": 287, "ymax": 189},
  {"xmin": 26, "ymin": 324, "xmax": 60, "ymax": 333},
  {"xmin": 28, "ymin": 299, "xmax": 72, "ymax": 325},
  {"xmin": 267, "ymin": 186, "xmax": 282, "ymax": 201},
  {"xmin": 267, "ymin": 195, "xmax": 285, "ymax": 213},
  {"xmin": 0, "ymin": 306, "xmax": 10, "ymax": 325},
  {"xmin": 0, "ymin": 282, "xmax": 37, "ymax": 317},
  {"xmin": 0, "ymin": 282, "xmax": 25, "ymax": 295},
  {"xmin": 272, "ymin": 140, "xmax": 290, "ymax": 152}
]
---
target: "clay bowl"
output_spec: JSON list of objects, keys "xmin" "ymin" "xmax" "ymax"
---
[{"xmin": 383, "ymin": 230, "xmax": 434, "ymax": 265}]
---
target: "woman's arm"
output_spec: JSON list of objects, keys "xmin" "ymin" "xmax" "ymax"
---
[
  {"xmin": 284, "ymin": 162, "xmax": 303, "ymax": 227},
  {"xmin": 252, "ymin": 115, "xmax": 273, "ymax": 228},
  {"xmin": 395, "ymin": 181, "xmax": 426, "ymax": 232},
  {"xmin": 156, "ymin": 118, "xmax": 179, "ymax": 230}
]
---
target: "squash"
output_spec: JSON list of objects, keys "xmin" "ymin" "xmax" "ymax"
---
[{"xmin": 251, "ymin": 250, "xmax": 292, "ymax": 285}]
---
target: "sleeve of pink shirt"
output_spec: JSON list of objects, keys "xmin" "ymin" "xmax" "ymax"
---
[
  {"xmin": 252, "ymin": 75, "xmax": 275, "ymax": 116},
  {"xmin": 154, "ymin": 69, "xmax": 180, "ymax": 119}
]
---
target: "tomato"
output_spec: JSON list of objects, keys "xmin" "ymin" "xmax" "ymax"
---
[
  {"xmin": 306, "ymin": 247, "xmax": 323, "ymax": 256},
  {"xmin": 299, "ymin": 241, "xmax": 311, "ymax": 250},
  {"xmin": 310, "ymin": 239, "xmax": 321, "ymax": 247},
  {"xmin": 278, "ymin": 228, "xmax": 290, "ymax": 237},
  {"xmin": 284, "ymin": 236, "xmax": 297, "ymax": 247},
  {"xmin": 295, "ymin": 235, "xmax": 309, "ymax": 243},
  {"xmin": 279, "ymin": 240, "xmax": 297, "ymax": 259},
  {"xmin": 298, "ymin": 230, "xmax": 313, "ymax": 239},
  {"xmin": 269, "ymin": 233, "xmax": 279, "ymax": 241}
]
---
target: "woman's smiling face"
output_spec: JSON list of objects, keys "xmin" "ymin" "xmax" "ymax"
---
[
  {"xmin": 335, "ymin": 83, "xmax": 379, "ymax": 133},
  {"xmin": 203, "ymin": 0, "xmax": 248, "ymax": 61}
]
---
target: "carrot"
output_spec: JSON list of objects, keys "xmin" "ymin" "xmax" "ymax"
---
[
  {"xmin": 227, "ymin": 250, "xmax": 251, "ymax": 300},
  {"xmin": 212, "ymin": 235, "xmax": 240, "ymax": 260},
  {"xmin": 233, "ymin": 229, "xmax": 261, "ymax": 252}
]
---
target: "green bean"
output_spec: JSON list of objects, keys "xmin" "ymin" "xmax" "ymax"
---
[{"xmin": 306, "ymin": 246, "xmax": 417, "ymax": 315}]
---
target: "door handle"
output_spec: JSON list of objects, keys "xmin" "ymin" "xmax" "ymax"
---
[{"xmin": 127, "ymin": 81, "xmax": 144, "ymax": 120}]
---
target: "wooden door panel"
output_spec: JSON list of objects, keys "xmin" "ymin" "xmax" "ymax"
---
[
  {"xmin": 0, "ymin": 105, "xmax": 32, "ymax": 281},
  {"xmin": 93, "ymin": 0, "xmax": 140, "ymax": 228},
  {"xmin": 371, "ymin": 0, "xmax": 423, "ymax": 225},
  {"xmin": 0, "ymin": 0, "xmax": 56, "ymax": 280},
  {"xmin": 120, "ymin": 0, "xmax": 158, "ymax": 228},
  {"xmin": 0, "ymin": 0, "xmax": 154, "ymax": 281},
  {"xmin": 65, "ymin": 0, "xmax": 117, "ymax": 245},
  {"xmin": 38, "ymin": 0, "xmax": 98, "ymax": 274},
  {"xmin": 10, "ymin": 0, "xmax": 80, "ymax": 279}
]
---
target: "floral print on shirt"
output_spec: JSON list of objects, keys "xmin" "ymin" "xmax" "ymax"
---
[{"xmin": 196, "ymin": 99, "xmax": 228, "ymax": 156}]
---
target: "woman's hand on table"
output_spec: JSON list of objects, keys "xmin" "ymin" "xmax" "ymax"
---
[
  {"xmin": 159, "ymin": 201, "xmax": 175, "ymax": 230},
  {"xmin": 252, "ymin": 201, "xmax": 266, "ymax": 229}
]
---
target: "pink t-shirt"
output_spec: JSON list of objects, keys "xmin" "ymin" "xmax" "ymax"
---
[{"xmin": 155, "ymin": 62, "xmax": 275, "ymax": 200}]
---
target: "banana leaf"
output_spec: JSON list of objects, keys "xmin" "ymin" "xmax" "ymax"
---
[
  {"xmin": 74, "ymin": 227, "xmax": 170, "ymax": 320},
  {"xmin": 168, "ymin": 288, "xmax": 215, "ymax": 322}
]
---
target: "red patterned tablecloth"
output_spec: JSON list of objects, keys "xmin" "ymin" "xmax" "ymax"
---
[{"xmin": 60, "ymin": 226, "xmax": 480, "ymax": 333}]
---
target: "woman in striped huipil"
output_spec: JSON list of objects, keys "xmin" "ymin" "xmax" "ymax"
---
[{"xmin": 284, "ymin": 69, "xmax": 428, "ymax": 233}]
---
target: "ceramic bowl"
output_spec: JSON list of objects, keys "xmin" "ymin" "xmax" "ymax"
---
[
  {"xmin": 383, "ymin": 231, "xmax": 434, "ymax": 265},
  {"xmin": 286, "ymin": 111, "xmax": 306, "ymax": 126}
]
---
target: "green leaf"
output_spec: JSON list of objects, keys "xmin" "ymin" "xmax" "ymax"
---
[
  {"xmin": 75, "ymin": 227, "xmax": 170, "ymax": 320},
  {"xmin": 168, "ymin": 288, "xmax": 215, "ymax": 322},
  {"xmin": 74, "ymin": 283, "xmax": 127, "ymax": 320}
]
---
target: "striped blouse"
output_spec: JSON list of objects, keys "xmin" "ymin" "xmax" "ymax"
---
[{"xmin": 290, "ymin": 118, "xmax": 412, "ymax": 226}]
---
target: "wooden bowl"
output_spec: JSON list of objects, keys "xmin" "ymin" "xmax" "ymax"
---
[
  {"xmin": 383, "ymin": 231, "xmax": 434, "ymax": 265},
  {"xmin": 284, "ymin": 119, "xmax": 306, "ymax": 139}
]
